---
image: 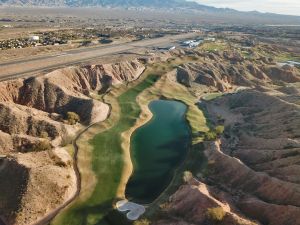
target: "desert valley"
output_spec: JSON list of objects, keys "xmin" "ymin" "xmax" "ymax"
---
[{"xmin": 0, "ymin": 1, "xmax": 300, "ymax": 225}]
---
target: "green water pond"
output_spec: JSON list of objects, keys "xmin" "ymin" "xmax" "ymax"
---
[{"xmin": 125, "ymin": 100, "xmax": 191, "ymax": 204}]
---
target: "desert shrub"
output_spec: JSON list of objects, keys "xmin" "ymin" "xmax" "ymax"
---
[
  {"xmin": 183, "ymin": 170, "xmax": 193, "ymax": 183},
  {"xmin": 66, "ymin": 112, "xmax": 80, "ymax": 125},
  {"xmin": 134, "ymin": 219, "xmax": 150, "ymax": 225},
  {"xmin": 204, "ymin": 125, "xmax": 225, "ymax": 141},
  {"xmin": 204, "ymin": 131, "xmax": 217, "ymax": 141},
  {"xmin": 40, "ymin": 131, "xmax": 49, "ymax": 139},
  {"xmin": 206, "ymin": 207, "xmax": 226, "ymax": 222},
  {"xmin": 215, "ymin": 125, "xmax": 224, "ymax": 135},
  {"xmin": 32, "ymin": 140, "xmax": 52, "ymax": 151},
  {"xmin": 159, "ymin": 202, "xmax": 170, "ymax": 210}
]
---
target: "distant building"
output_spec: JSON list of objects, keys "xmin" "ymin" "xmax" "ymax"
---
[
  {"xmin": 183, "ymin": 40, "xmax": 196, "ymax": 45},
  {"xmin": 2, "ymin": 24, "xmax": 12, "ymax": 28},
  {"xmin": 29, "ymin": 36, "xmax": 40, "ymax": 41},
  {"xmin": 204, "ymin": 37, "xmax": 216, "ymax": 42},
  {"xmin": 189, "ymin": 40, "xmax": 203, "ymax": 48},
  {"xmin": 181, "ymin": 39, "xmax": 203, "ymax": 48}
]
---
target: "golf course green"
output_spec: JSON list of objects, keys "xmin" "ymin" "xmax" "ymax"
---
[
  {"xmin": 52, "ymin": 56, "xmax": 208, "ymax": 225},
  {"xmin": 52, "ymin": 74, "xmax": 159, "ymax": 225},
  {"xmin": 125, "ymin": 100, "xmax": 191, "ymax": 203}
]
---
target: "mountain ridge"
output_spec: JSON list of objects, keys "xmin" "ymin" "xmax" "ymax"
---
[
  {"xmin": 0, "ymin": 0, "xmax": 246, "ymax": 13},
  {"xmin": 0, "ymin": 0, "xmax": 300, "ymax": 24}
]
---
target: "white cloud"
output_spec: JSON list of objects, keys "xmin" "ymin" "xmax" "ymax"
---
[{"xmin": 189, "ymin": 0, "xmax": 300, "ymax": 16}]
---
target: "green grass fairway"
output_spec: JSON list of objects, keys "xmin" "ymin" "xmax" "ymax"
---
[
  {"xmin": 202, "ymin": 92, "xmax": 223, "ymax": 101},
  {"xmin": 52, "ymin": 75, "xmax": 159, "ymax": 225},
  {"xmin": 52, "ymin": 56, "xmax": 208, "ymax": 225}
]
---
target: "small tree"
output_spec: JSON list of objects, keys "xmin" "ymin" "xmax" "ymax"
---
[
  {"xmin": 40, "ymin": 131, "xmax": 49, "ymax": 139},
  {"xmin": 32, "ymin": 140, "xmax": 52, "ymax": 151},
  {"xmin": 215, "ymin": 125, "xmax": 224, "ymax": 135},
  {"xmin": 66, "ymin": 112, "xmax": 80, "ymax": 125},
  {"xmin": 206, "ymin": 207, "xmax": 226, "ymax": 222},
  {"xmin": 183, "ymin": 170, "xmax": 193, "ymax": 183},
  {"xmin": 204, "ymin": 131, "xmax": 217, "ymax": 141}
]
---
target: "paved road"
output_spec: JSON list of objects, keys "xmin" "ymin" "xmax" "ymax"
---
[{"xmin": 0, "ymin": 33, "xmax": 198, "ymax": 81}]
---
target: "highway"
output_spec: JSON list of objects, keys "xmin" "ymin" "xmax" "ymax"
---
[{"xmin": 0, "ymin": 33, "xmax": 198, "ymax": 81}]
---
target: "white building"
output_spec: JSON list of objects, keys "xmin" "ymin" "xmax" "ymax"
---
[
  {"xmin": 205, "ymin": 37, "xmax": 216, "ymax": 42},
  {"xmin": 183, "ymin": 40, "xmax": 196, "ymax": 45},
  {"xmin": 29, "ymin": 36, "xmax": 40, "ymax": 41},
  {"xmin": 2, "ymin": 24, "xmax": 13, "ymax": 28},
  {"xmin": 189, "ymin": 40, "xmax": 203, "ymax": 48}
]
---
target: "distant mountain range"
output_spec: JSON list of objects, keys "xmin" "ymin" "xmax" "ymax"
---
[
  {"xmin": 0, "ymin": 0, "xmax": 234, "ymax": 12},
  {"xmin": 1, "ymin": 0, "xmax": 300, "ymax": 24}
]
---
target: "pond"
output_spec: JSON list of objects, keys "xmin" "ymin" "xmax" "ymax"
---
[{"xmin": 125, "ymin": 100, "xmax": 191, "ymax": 204}]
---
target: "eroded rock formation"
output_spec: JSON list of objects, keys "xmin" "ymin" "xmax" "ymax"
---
[
  {"xmin": 201, "ymin": 90, "xmax": 300, "ymax": 225},
  {"xmin": 0, "ymin": 59, "xmax": 145, "ymax": 225},
  {"xmin": 175, "ymin": 53, "xmax": 300, "ymax": 93}
]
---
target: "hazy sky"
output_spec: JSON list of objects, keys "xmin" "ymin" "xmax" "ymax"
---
[{"xmin": 190, "ymin": 0, "xmax": 300, "ymax": 16}]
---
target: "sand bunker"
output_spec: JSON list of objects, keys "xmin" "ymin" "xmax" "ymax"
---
[{"xmin": 116, "ymin": 200, "xmax": 145, "ymax": 220}]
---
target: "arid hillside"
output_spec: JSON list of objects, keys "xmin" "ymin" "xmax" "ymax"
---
[
  {"xmin": 176, "ymin": 51, "xmax": 300, "ymax": 94},
  {"xmin": 155, "ymin": 87, "xmax": 300, "ymax": 225},
  {"xmin": 151, "ymin": 47, "xmax": 300, "ymax": 225},
  {"xmin": 0, "ymin": 43, "xmax": 299, "ymax": 225},
  {"xmin": 0, "ymin": 59, "xmax": 145, "ymax": 225},
  {"xmin": 203, "ymin": 90, "xmax": 300, "ymax": 225}
]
